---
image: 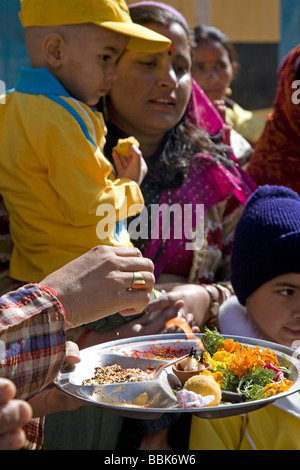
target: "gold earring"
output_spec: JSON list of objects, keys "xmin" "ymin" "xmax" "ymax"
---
[{"xmin": 225, "ymin": 87, "xmax": 232, "ymax": 96}]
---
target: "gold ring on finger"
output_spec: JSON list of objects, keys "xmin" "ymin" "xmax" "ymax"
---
[{"xmin": 131, "ymin": 272, "xmax": 146, "ymax": 290}]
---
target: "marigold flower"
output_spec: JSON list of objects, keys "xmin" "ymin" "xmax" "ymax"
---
[
  {"xmin": 222, "ymin": 338, "xmax": 242, "ymax": 353},
  {"xmin": 201, "ymin": 329, "xmax": 293, "ymax": 401},
  {"xmin": 221, "ymin": 345, "xmax": 279, "ymax": 380}
]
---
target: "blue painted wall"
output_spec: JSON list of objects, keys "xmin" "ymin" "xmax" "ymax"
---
[
  {"xmin": 0, "ymin": 0, "xmax": 29, "ymax": 89},
  {"xmin": 280, "ymin": 0, "xmax": 300, "ymax": 63}
]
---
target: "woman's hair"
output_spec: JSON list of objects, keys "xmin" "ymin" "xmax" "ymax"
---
[
  {"xmin": 129, "ymin": 2, "xmax": 196, "ymax": 52},
  {"xmin": 193, "ymin": 24, "xmax": 239, "ymax": 65}
]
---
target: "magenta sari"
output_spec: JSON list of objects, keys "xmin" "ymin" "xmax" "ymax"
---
[{"xmin": 142, "ymin": 80, "xmax": 257, "ymax": 280}]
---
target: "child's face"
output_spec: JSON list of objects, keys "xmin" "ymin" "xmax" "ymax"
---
[
  {"xmin": 58, "ymin": 24, "xmax": 129, "ymax": 106},
  {"xmin": 246, "ymin": 273, "xmax": 300, "ymax": 347}
]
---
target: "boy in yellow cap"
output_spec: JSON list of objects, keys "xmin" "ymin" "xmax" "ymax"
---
[{"xmin": 0, "ymin": 0, "xmax": 170, "ymax": 284}]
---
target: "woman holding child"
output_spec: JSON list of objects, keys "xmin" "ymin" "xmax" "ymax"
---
[
  {"xmin": 94, "ymin": 2, "xmax": 256, "ymax": 450},
  {"xmin": 98, "ymin": 1, "xmax": 256, "ymax": 335},
  {"xmin": 59, "ymin": 1, "xmax": 256, "ymax": 353}
]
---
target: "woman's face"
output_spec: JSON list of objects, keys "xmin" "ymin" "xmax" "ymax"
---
[
  {"xmin": 246, "ymin": 273, "xmax": 300, "ymax": 348},
  {"xmin": 108, "ymin": 22, "xmax": 192, "ymax": 144},
  {"xmin": 192, "ymin": 39, "xmax": 235, "ymax": 102}
]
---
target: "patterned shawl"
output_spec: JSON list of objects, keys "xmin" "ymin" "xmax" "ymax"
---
[{"xmin": 247, "ymin": 44, "xmax": 300, "ymax": 194}]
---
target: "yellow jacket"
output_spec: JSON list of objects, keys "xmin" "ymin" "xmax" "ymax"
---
[
  {"xmin": 0, "ymin": 68, "xmax": 143, "ymax": 282},
  {"xmin": 190, "ymin": 401, "xmax": 300, "ymax": 450}
]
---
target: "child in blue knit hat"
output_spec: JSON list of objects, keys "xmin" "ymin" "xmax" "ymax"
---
[{"xmin": 190, "ymin": 185, "xmax": 300, "ymax": 450}]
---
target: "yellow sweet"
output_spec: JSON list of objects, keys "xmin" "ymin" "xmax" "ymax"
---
[
  {"xmin": 183, "ymin": 374, "xmax": 222, "ymax": 406},
  {"xmin": 116, "ymin": 136, "xmax": 140, "ymax": 157}
]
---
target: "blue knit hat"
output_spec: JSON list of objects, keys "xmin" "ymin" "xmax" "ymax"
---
[{"xmin": 231, "ymin": 185, "xmax": 300, "ymax": 305}]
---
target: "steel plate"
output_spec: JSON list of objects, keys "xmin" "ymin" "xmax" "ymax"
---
[{"xmin": 55, "ymin": 334, "xmax": 300, "ymax": 419}]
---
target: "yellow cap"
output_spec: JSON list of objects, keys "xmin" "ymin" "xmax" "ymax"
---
[{"xmin": 19, "ymin": 0, "xmax": 171, "ymax": 53}]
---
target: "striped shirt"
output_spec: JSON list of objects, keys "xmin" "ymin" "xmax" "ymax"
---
[{"xmin": 0, "ymin": 284, "xmax": 67, "ymax": 449}]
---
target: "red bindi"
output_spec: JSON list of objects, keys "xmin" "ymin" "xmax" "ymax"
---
[{"xmin": 168, "ymin": 43, "xmax": 176, "ymax": 55}]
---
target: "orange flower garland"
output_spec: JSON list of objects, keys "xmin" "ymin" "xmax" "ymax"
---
[
  {"xmin": 201, "ymin": 330, "xmax": 293, "ymax": 400},
  {"xmin": 221, "ymin": 341, "xmax": 278, "ymax": 380}
]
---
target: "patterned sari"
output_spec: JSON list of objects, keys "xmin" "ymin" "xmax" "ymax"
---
[
  {"xmin": 247, "ymin": 44, "xmax": 300, "ymax": 194},
  {"xmin": 141, "ymin": 80, "xmax": 256, "ymax": 283}
]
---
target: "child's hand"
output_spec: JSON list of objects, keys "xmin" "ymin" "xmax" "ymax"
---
[{"xmin": 112, "ymin": 144, "xmax": 148, "ymax": 185}]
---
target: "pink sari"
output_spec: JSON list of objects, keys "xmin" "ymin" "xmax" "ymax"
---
[{"xmin": 142, "ymin": 80, "xmax": 257, "ymax": 279}]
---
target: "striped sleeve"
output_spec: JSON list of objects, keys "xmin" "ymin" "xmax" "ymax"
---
[{"xmin": 0, "ymin": 284, "xmax": 67, "ymax": 449}]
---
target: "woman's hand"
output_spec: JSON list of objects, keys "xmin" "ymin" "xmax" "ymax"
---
[
  {"xmin": 79, "ymin": 300, "xmax": 185, "ymax": 349},
  {"xmin": 79, "ymin": 294, "xmax": 201, "ymax": 349},
  {"xmin": 79, "ymin": 283, "xmax": 218, "ymax": 349},
  {"xmin": 80, "ymin": 284, "xmax": 209, "ymax": 350},
  {"xmin": 147, "ymin": 283, "xmax": 212, "ymax": 329}
]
